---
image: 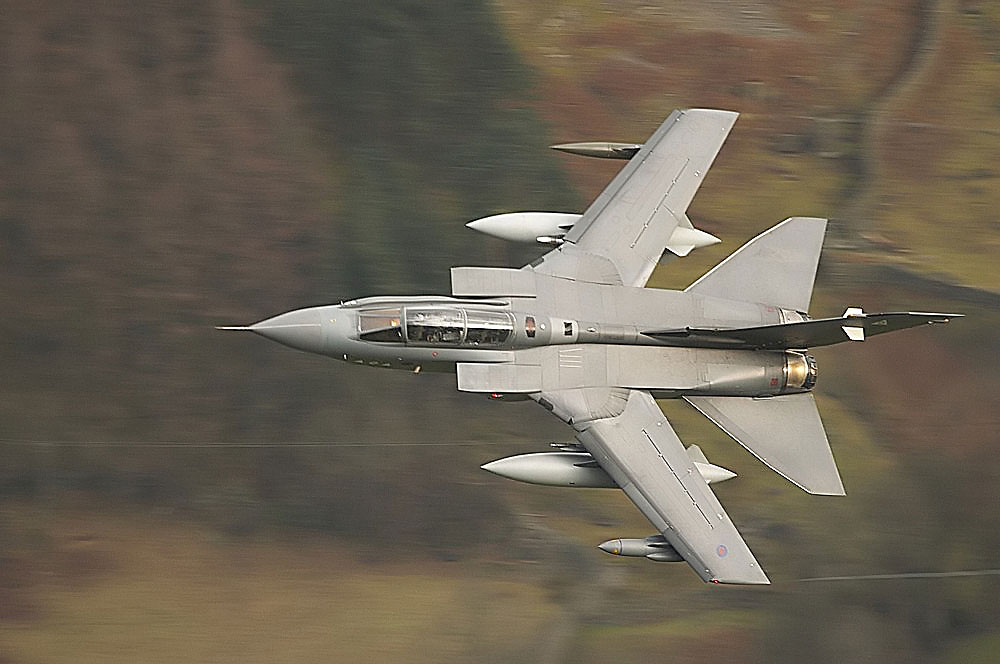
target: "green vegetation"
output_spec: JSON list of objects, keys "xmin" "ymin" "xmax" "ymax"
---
[
  {"xmin": 249, "ymin": 0, "xmax": 579, "ymax": 293},
  {"xmin": 0, "ymin": 510, "xmax": 559, "ymax": 663},
  {"xmin": 944, "ymin": 633, "xmax": 1000, "ymax": 664},
  {"xmin": 0, "ymin": 0, "xmax": 575, "ymax": 551}
]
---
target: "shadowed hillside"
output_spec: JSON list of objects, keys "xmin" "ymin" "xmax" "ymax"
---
[{"xmin": 0, "ymin": 0, "xmax": 577, "ymax": 550}]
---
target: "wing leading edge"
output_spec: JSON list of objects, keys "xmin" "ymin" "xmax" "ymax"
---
[
  {"xmin": 570, "ymin": 389, "xmax": 770, "ymax": 585},
  {"xmin": 531, "ymin": 109, "xmax": 739, "ymax": 287}
]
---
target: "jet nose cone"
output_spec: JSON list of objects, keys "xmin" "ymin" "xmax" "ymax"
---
[{"xmin": 250, "ymin": 308, "xmax": 324, "ymax": 354}]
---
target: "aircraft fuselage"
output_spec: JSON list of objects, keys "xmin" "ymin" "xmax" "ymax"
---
[{"xmin": 247, "ymin": 280, "xmax": 817, "ymax": 399}]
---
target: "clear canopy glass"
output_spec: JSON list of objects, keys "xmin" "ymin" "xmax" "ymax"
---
[
  {"xmin": 379, "ymin": 307, "xmax": 516, "ymax": 346},
  {"xmin": 465, "ymin": 310, "xmax": 515, "ymax": 345},
  {"xmin": 358, "ymin": 307, "xmax": 403, "ymax": 342},
  {"xmin": 405, "ymin": 308, "xmax": 465, "ymax": 344},
  {"xmin": 357, "ymin": 306, "xmax": 515, "ymax": 345}
]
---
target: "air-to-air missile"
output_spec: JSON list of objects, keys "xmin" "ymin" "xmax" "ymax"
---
[
  {"xmin": 481, "ymin": 444, "xmax": 735, "ymax": 488},
  {"xmin": 598, "ymin": 535, "xmax": 685, "ymax": 562},
  {"xmin": 550, "ymin": 142, "xmax": 643, "ymax": 159}
]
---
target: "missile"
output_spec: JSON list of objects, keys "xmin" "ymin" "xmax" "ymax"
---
[
  {"xmin": 598, "ymin": 534, "xmax": 684, "ymax": 562},
  {"xmin": 481, "ymin": 448, "xmax": 735, "ymax": 488},
  {"xmin": 550, "ymin": 142, "xmax": 643, "ymax": 160}
]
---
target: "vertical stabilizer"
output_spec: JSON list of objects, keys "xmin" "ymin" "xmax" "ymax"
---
[{"xmin": 685, "ymin": 217, "xmax": 826, "ymax": 312}]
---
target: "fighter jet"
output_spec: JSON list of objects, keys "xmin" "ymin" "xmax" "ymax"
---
[{"xmin": 222, "ymin": 109, "xmax": 959, "ymax": 585}]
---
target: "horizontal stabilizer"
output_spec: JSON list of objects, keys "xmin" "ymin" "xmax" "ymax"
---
[
  {"xmin": 685, "ymin": 393, "xmax": 845, "ymax": 496},
  {"xmin": 644, "ymin": 311, "xmax": 962, "ymax": 350},
  {"xmin": 686, "ymin": 217, "xmax": 826, "ymax": 312}
]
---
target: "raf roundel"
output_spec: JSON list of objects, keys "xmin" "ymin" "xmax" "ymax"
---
[{"xmin": 717, "ymin": 544, "xmax": 729, "ymax": 558}]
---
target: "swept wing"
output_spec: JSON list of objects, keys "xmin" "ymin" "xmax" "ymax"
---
[
  {"xmin": 530, "ymin": 109, "xmax": 738, "ymax": 287},
  {"xmin": 562, "ymin": 389, "xmax": 770, "ymax": 584}
]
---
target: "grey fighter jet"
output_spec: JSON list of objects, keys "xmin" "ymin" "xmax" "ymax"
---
[{"xmin": 222, "ymin": 109, "xmax": 959, "ymax": 585}]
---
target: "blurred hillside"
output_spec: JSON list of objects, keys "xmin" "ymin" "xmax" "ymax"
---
[{"xmin": 1, "ymin": 1, "xmax": 999, "ymax": 663}]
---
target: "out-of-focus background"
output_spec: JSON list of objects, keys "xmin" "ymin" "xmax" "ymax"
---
[{"xmin": 1, "ymin": 1, "xmax": 999, "ymax": 661}]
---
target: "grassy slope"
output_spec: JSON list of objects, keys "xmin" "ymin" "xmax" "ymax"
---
[
  {"xmin": 496, "ymin": 0, "xmax": 1000, "ymax": 291},
  {"xmin": 876, "ymin": 7, "xmax": 1000, "ymax": 287},
  {"xmin": 0, "ymin": 509, "xmax": 558, "ymax": 663}
]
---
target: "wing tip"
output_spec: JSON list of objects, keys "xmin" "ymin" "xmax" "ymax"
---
[
  {"xmin": 710, "ymin": 573, "xmax": 772, "ymax": 586},
  {"xmin": 686, "ymin": 107, "xmax": 740, "ymax": 118},
  {"xmin": 911, "ymin": 312, "xmax": 965, "ymax": 322},
  {"xmin": 804, "ymin": 487, "xmax": 847, "ymax": 497},
  {"xmin": 777, "ymin": 466, "xmax": 846, "ymax": 497}
]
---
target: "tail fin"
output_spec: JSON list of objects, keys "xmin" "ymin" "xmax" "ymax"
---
[
  {"xmin": 685, "ymin": 217, "xmax": 826, "ymax": 312},
  {"xmin": 684, "ymin": 393, "xmax": 845, "ymax": 496}
]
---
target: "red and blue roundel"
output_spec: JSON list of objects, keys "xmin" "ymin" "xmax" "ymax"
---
[{"xmin": 717, "ymin": 544, "xmax": 728, "ymax": 558}]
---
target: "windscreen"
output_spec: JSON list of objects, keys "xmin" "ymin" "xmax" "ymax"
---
[{"xmin": 358, "ymin": 308, "xmax": 402, "ymax": 342}]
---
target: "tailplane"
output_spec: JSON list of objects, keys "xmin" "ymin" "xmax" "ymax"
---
[{"xmin": 685, "ymin": 393, "xmax": 845, "ymax": 496}]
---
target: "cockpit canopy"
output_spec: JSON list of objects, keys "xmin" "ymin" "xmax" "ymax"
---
[
  {"xmin": 358, "ymin": 306, "xmax": 513, "ymax": 346},
  {"xmin": 357, "ymin": 308, "xmax": 403, "ymax": 342}
]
